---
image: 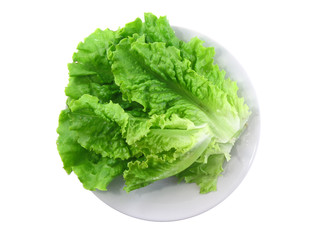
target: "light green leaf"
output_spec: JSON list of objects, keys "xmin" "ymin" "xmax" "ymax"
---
[
  {"xmin": 124, "ymin": 128, "xmax": 212, "ymax": 192},
  {"xmin": 57, "ymin": 109, "xmax": 127, "ymax": 190},
  {"xmin": 112, "ymin": 35, "xmax": 242, "ymax": 143},
  {"xmin": 177, "ymin": 154, "xmax": 225, "ymax": 193},
  {"xmin": 65, "ymin": 29, "xmax": 118, "ymax": 102},
  {"xmin": 67, "ymin": 94, "xmax": 132, "ymax": 160}
]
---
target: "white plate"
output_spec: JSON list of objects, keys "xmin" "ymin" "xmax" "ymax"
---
[{"xmin": 93, "ymin": 26, "xmax": 260, "ymax": 221}]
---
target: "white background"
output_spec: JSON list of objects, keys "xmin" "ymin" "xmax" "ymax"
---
[{"xmin": 1, "ymin": 0, "xmax": 319, "ymax": 239}]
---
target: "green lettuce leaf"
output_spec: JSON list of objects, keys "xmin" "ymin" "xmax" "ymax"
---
[
  {"xmin": 57, "ymin": 109, "xmax": 127, "ymax": 190},
  {"xmin": 177, "ymin": 154, "xmax": 225, "ymax": 193},
  {"xmin": 180, "ymin": 36, "xmax": 250, "ymax": 129},
  {"xmin": 119, "ymin": 13, "xmax": 250, "ymax": 128},
  {"xmin": 65, "ymin": 28, "xmax": 147, "ymax": 118},
  {"xmin": 67, "ymin": 94, "xmax": 132, "ymax": 160},
  {"xmin": 111, "ymin": 35, "xmax": 242, "ymax": 143},
  {"xmin": 65, "ymin": 29, "xmax": 117, "ymax": 102},
  {"xmin": 123, "ymin": 113, "xmax": 212, "ymax": 192},
  {"xmin": 124, "ymin": 129, "xmax": 212, "ymax": 192},
  {"xmin": 142, "ymin": 13, "xmax": 180, "ymax": 47}
]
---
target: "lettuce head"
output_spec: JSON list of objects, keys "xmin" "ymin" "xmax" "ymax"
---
[{"xmin": 57, "ymin": 13, "xmax": 250, "ymax": 193}]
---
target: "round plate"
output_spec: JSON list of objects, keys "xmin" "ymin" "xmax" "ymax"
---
[{"xmin": 93, "ymin": 26, "xmax": 260, "ymax": 221}]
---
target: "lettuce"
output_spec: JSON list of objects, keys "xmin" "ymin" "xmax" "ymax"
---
[{"xmin": 57, "ymin": 13, "xmax": 250, "ymax": 193}]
